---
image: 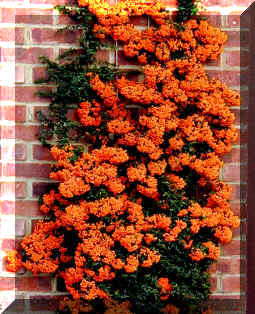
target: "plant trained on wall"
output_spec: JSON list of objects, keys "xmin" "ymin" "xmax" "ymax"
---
[{"xmin": 6, "ymin": 0, "xmax": 240, "ymax": 313}]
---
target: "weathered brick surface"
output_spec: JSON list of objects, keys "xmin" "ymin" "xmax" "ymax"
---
[
  {"xmin": 15, "ymin": 277, "xmax": 52, "ymax": 291},
  {"xmin": 0, "ymin": 0, "xmax": 248, "ymax": 312}
]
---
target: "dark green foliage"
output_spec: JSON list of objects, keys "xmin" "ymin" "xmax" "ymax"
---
[
  {"xmin": 35, "ymin": 2, "xmax": 120, "ymax": 147},
  {"xmin": 158, "ymin": 176, "xmax": 189, "ymax": 215},
  {"xmin": 36, "ymin": 55, "xmax": 120, "ymax": 147},
  {"xmin": 176, "ymin": 0, "xmax": 199, "ymax": 22}
]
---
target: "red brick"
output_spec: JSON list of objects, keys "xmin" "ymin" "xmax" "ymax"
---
[
  {"xmin": 15, "ymin": 86, "xmax": 52, "ymax": 103},
  {"xmin": 33, "ymin": 145, "xmax": 53, "ymax": 161},
  {"xmin": 1, "ymin": 200, "xmax": 15, "ymax": 215},
  {"xmin": 58, "ymin": 14, "xmax": 75, "ymax": 25},
  {"xmin": 225, "ymin": 50, "xmax": 248, "ymax": 67},
  {"xmin": 0, "ymin": 86, "xmax": 15, "ymax": 101},
  {"xmin": 0, "ymin": 105, "xmax": 26, "ymax": 122},
  {"xmin": 205, "ymin": 55, "xmax": 221, "ymax": 67},
  {"xmin": 16, "ymin": 163, "xmax": 51, "ymax": 178},
  {"xmin": 15, "ymin": 182, "xmax": 27, "ymax": 198},
  {"xmin": 0, "ymin": 143, "xmax": 9, "ymax": 161},
  {"xmin": 225, "ymin": 30, "xmax": 249, "ymax": 48},
  {"xmin": 3, "ymin": 163, "xmax": 15, "ymax": 176},
  {"xmin": 207, "ymin": 70, "xmax": 240, "ymax": 87},
  {"xmin": 33, "ymin": 182, "xmax": 57, "ymax": 197},
  {"xmin": 208, "ymin": 263, "xmax": 217, "ymax": 274},
  {"xmin": 222, "ymin": 164, "xmax": 240, "ymax": 181},
  {"xmin": 16, "ymin": 277, "xmax": 52, "ymax": 292},
  {"xmin": 223, "ymin": 147, "xmax": 241, "ymax": 163},
  {"xmin": 15, "ymin": 219, "xmax": 26, "ymax": 237},
  {"xmin": 230, "ymin": 108, "xmax": 249, "ymax": 126},
  {"xmin": 0, "ymin": 182, "xmax": 26, "ymax": 198},
  {"xmin": 15, "ymin": 143, "xmax": 27, "ymax": 161},
  {"xmin": 1, "ymin": 8, "xmax": 53, "ymax": 24},
  {"xmin": 225, "ymin": 31, "xmax": 240, "ymax": 48},
  {"xmin": 230, "ymin": 203, "xmax": 240, "ymax": 218},
  {"xmin": 222, "ymin": 276, "xmax": 240, "ymax": 292},
  {"xmin": 16, "ymin": 105, "xmax": 27, "ymax": 122},
  {"xmin": 222, "ymin": 240, "xmax": 240, "ymax": 256},
  {"xmin": 1, "ymin": 238, "xmax": 20, "ymax": 251},
  {"xmin": 217, "ymin": 258, "xmax": 240, "ymax": 274},
  {"xmin": 0, "ymin": 106, "xmax": 14, "ymax": 121},
  {"xmin": 15, "ymin": 200, "xmax": 41, "ymax": 216},
  {"xmin": 33, "ymin": 67, "xmax": 47, "ymax": 83},
  {"xmin": 200, "ymin": 12, "xmax": 222, "ymax": 27},
  {"xmin": 15, "ymin": 125, "xmax": 39, "ymax": 141},
  {"xmin": 1, "ymin": 47, "xmax": 15, "ymax": 62},
  {"xmin": 15, "ymin": 66, "xmax": 25, "ymax": 84},
  {"xmin": 1, "ymin": 126, "xmax": 15, "ymax": 139},
  {"xmin": 16, "ymin": 47, "xmax": 54, "ymax": 64},
  {"xmin": 226, "ymin": 15, "xmax": 240, "ymax": 28},
  {"xmin": 1, "ymin": 145, "xmax": 10, "ymax": 162},
  {"xmin": 209, "ymin": 276, "xmax": 218, "ymax": 292},
  {"xmin": 0, "ymin": 27, "xmax": 24, "ymax": 44},
  {"xmin": 15, "ymin": 27, "xmax": 25, "ymax": 44},
  {"xmin": 31, "ymin": 28, "xmax": 80, "ymax": 44},
  {"xmin": 0, "ymin": 278, "xmax": 15, "ymax": 291},
  {"xmin": 96, "ymin": 50, "xmax": 110, "ymax": 63},
  {"xmin": 0, "ymin": 28, "xmax": 13, "ymax": 41},
  {"xmin": 225, "ymin": 51, "xmax": 240, "ymax": 67},
  {"xmin": 229, "ymin": 182, "xmax": 244, "ymax": 200}
]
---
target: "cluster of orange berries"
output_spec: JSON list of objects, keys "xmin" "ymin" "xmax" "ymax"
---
[
  {"xmin": 6, "ymin": 0, "xmax": 240, "ymax": 312},
  {"xmin": 158, "ymin": 278, "xmax": 173, "ymax": 301}
]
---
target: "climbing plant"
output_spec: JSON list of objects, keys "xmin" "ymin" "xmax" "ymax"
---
[{"xmin": 6, "ymin": 1, "xmax": 240, "ymax": 313}]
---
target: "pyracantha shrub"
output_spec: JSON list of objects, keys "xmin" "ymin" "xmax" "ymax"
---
[{"xmin": 7, "ymin": 0, "xmax": 240, "ymax": 313}]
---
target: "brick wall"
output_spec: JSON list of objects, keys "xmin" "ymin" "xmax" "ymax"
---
[{"xmin": 0, "ymin": 0, "xmax": 250, "ymax": 312}]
